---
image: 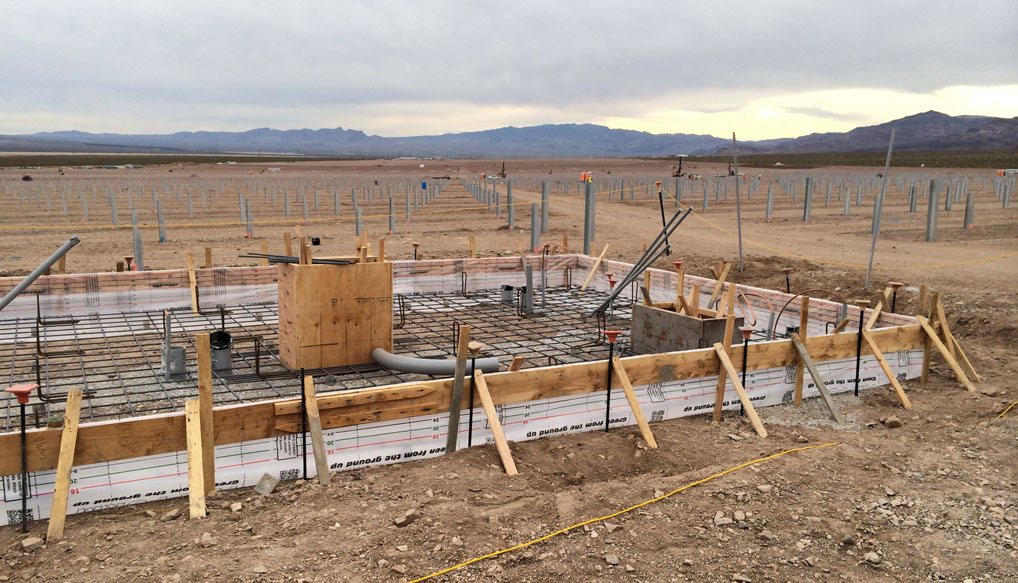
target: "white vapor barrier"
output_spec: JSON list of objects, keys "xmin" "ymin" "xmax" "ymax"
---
[{"xmin": 0, "ymin": 347, "xmax": 922, "ymax": 526}]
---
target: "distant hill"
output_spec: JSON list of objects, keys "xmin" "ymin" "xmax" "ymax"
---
[
  {"xmin": 4, "ymin": 111, "xmax": 1016, "ymax": 158},
  {"xmin": 712, "ymin": 111, "xmax": 1018, "ymax": 155}
]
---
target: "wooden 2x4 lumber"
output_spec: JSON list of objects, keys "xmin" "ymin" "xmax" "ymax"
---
[
  {"xmin": 46, "ymin": 389, "xmax": 83, "ymax": 541},
  {"xmin": 864, "ymin": 304, "xmax": 883, "ymax": 332},
  {"xmin": 185, "ymin": 399, "xmax": 207, "ymax": 519},
  {"xmin": 0, "ymin": 324, "xmax": 927, "ymax": 476},
  {"xmin": 611, "ymin": 357, "xmax": 658, "ymax": 448},
  {"xmin": 935, "ymin": 297, "xmax": 980, "ymax": 381},
  {"xmin": 789, "ymin": 335, "xmax": 844, "ymax": 425},
  {"xmin": 861, "ymin": 331, "xmax": 913, "ymax": 409},
  {"xmin": 578, "ymin": 244, "xmax": 610, "ymax": 295},
  {"xmin": 794, "ymin": 296, "xmax": 810, "ymax": 406},
  {"xmin": 713, "ymin": 343, "xmax": 767, "ymax": 437},
  {"xmin": 705, "ymin": 262, "xmax": 731, "ymax": 309},
  {"xmin": 508, "ymin": 356, "xmax": 526, "ymax": 372},
  {"xmin": 187, "ymin": 253, "xmax": 199, "ymax": 315},
  {"xmin": 445, "ymin": 325, "xmax": 471, "ymax": 454},
  {"xmin": 303, "ymin": 376, "xmax": 331, "ymax": 485},
  {"xmin": 473, "ymin": 371, "xmax": 518, "ymax": 475},
  {"xmin": 916, "ymin": 316, "xmax": 976, "ymax": 391},
  {"xmin": 712, "ymin": 314, "xmax": 736, "ymax": 422},
  {"xmin": 196, "ymin": 333, "xmax": 215, "ymax": 494}
]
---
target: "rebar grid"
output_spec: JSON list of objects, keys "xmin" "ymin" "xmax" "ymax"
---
[{"xmin": 2, "ymin": 287, "xmax": 631, "ymax": 431}]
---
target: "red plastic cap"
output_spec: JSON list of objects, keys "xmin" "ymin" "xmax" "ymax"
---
[
  {"xmin": 607, "ymin": 278, "xmax": 618, "ymax": 287},
  {"xmin": 672, "ymin": 261, "xmax": 684, "ymax": 271},
  {"xmin": 5, "ymin": 383, "xmax": 38, "ymax": 405},
  {"xmin": 739, "ymin": 327, "xmax": 754, "ymax": 340},
  {"xmin": 604, "ymin": 330, "xmax": 623, "ymax": 343}
]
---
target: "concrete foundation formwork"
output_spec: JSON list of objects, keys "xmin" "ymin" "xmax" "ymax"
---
[{"xmin": 0, "ymin": 255, "xmax": 925, "ymax": 526}]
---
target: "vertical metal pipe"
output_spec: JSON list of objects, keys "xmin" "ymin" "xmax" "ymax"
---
[
  {"xmin": 605, "ymin": 343, "xmax": 614, "ymax": 432},
  {"xmin": 541, "ymin": 181, "xmax": 549, "ymax": 233},
  {"xmin": 300, "ymin": 370, "xmax": 307, "ymax": 481},
  {"xmin": 854, "ymin": 308, "xmax": 865, "ymax": 396},
  {"xmin": 732, "ymin": 133, "xmax": 744, "ymax": 272},
  {"xmin": 20, "ymin": 403, "xmax": 28, "ymax": 532}
]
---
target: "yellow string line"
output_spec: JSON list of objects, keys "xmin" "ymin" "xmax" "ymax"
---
[
  {"xmin": 408, "ymin": 442, "xmax": 838, "ymax": 583},
  {"xmin": 996, "ymin": 401, "xmax": 1018, "ymax": 419}
]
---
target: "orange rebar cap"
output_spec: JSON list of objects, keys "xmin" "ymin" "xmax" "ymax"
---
[
  {"xmin": 604, "ymin": 330, "xmax": 622, "ymax": 344},
  {"xmin": 5, "ymin": 384, "xmax": 38, "ymax": 405}
]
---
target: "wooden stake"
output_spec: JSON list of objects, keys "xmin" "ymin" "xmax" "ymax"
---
[
  {"xmin": 861, "ymin": 331, "xmax": 913, "ymax": 408},
  {"xmin": 303, "ymin": 376, "xmax": 331, "ymax": 485},
  {"xmin": 260, "ymin": 240, "xmax": 269, "ymax": 265},
  {"xmin": 185, "ymin": 399, "xmax": 207, "ymax": 519},
  {"xmin": 508, "ymin": 356, "xmax": 526, "ymax": 372},
  {"xmin": 204, "ymin": 247, "xmax": 212, "ymax": 269},
  {"xmin": 472, "ymin": 371, "xmax": 518, "ymax": 475},
  {"xmin": 689, "ymin": 284, "xmax": 701, "ymax": 318},
  {"xmin": 562, "ymin": 234, "xmax": 568, "ymax": 254},
  {"xmin": 919, "ymin": 284, "xmax": 929, "ymax": 315},
  {"xmin": 934, "ymin": 298, "xmax": 979, "ymax": 381},
  {"xmin": 864, "ymin": 304, "xmax": 883, "ymax": 331},
  {"xmin": 578, "ymin": 244, "xmax": 610, "ymax": 295},
  {"xmin": 46, "ymin": 389, "xmax": 82, "ymax": 541},
  {"xmin": 643, "ymin": 270, "xmax": 652, "ymax": 304},
  {"xmin": 57, "ymin": 255, "xmax": 66, "ymax": 275},
  {"xmin": 196, "ymin": 333, "xmax": 215, "ymax": 494},
  {"xmin": 794, "ymin": 296, "xmax": 810, "ymax": 406},
  {"xmin": 916, "ymin": 316, "xmax": 976, "ymax": 391},
  {"xmin": 712, "ymin": 315, "xmax": 736, "ymax": 422},
  {"xmin": 705, "ymin": 262, "xmax": 731, "ymax": 309},
  {"xmin": 186, "ymin": 253, "xmax": 199, "ymax": 315},
  {"xmin": 789, "ymin": 335, "xmax": 844, "ymax": 424},
  {"xmin": 832, "ymin": 317, "xmax": 852, "ymax": 334},
  {"xmin": 469, "ymin": 234, "xmax": 476, "ymax": 259},
  {"xmin": 713, "ymin": 343, "xmax": 767, "ymax": 437},
  {"xmin": 611, "ymin": 357, "xmax": 657, "ymax": 448},
  {"xmin": 921, "ymin": 292, "xmax": 938, "ymax": 383},
  {"xmin": 445, "ymin": 325, "xmax": 471, "ymax": 453},
  {"xmin": 284, "ymin": 232, "xmax": 293, "ymax": 257}
]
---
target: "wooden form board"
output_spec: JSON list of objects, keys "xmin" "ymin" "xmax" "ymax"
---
[
  {"xmin": 472, "ymin": 371, "xmax": 518, "ymax": 475},
  {"xmin": 303, "ymin": 376, "xmax": 331, "ymax": 485},
  {"xmin": 46, "ymin": 389, "xmax": 83, "ymax": 541},
  {"xmin": 277, "ymin": 261, "xmax": 393, "ymax": 369},
  {"xmin": 0, "ymin": 323, "xmax": 927, "ymax": 476},
  {"xmin": 185, "ymin": 399, "xmax": 207, "ymax": 519}
]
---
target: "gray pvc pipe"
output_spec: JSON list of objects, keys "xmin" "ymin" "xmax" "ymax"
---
[
  {"xmin": 372, "ymin": 348, "xmax": 500, "ymax": 376},
  {"xmin": 0, "ymin": 236, "xmax": 80, "ymax": 312}
]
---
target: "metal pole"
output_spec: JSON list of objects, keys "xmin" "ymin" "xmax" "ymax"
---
[
  {"xmin": 300, "ymin": 370, "xmax": 307, "ymax": 480},
  {"xmin": 467, "ymin": 356, "xmax": 476, "ymax": 447},
  {"xmin": 732, "ymin": 133, "xmax": 744, "ymax": 272},
  {"xmin": 656, "ymin": 182, "xmax": 671, "ymax": 256},
  {"xmin": 854, "ymin": 307, "xmax": 866, "ymax": 396},
  {"xmin": 0, "ymin": 236, "xmax": 80, "ymax": 312},
  {"xmin": 605, "ymin": 342, "xmax": 614, "ymax": 432},
  {"xmin": 864, "ymin": 128, "xmax": 896, "ymax": 289},
  {"xmin": 20, "ymin": 402, "xmax": 28, "ymax": 532}
]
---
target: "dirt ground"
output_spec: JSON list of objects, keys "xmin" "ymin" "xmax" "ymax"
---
[{"xmin": 1, "ymin": 158, "xmax": 1017, "ymax": 582}]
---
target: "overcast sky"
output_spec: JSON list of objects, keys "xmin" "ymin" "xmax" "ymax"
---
[{"xmin": 2, "ymin": 1, "xmax": 1015, "ymax": 140}]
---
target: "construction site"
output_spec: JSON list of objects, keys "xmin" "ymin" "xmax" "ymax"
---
[{"xmin": 1, "ymin": 158, "xmax": 1016, "ymax": 582}]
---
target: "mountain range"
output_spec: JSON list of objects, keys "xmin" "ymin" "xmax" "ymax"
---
[{"xmin": 1, "ymin": 111, "xmax": 1015, "ymax": 158}]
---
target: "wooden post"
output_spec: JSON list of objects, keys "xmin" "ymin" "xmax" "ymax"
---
[
  {"xmin": 712, "ymin": 315, "xmax": 736, "ymax": 422},
  {"xmin": 689, "ymin": 284, "xmax": 700, "ymax": 318},
  {"xmin": 508, "ymin": 356, "xmax": 526, "ymax": 371},
  {"xmin": 378, "ymin": 238, "xmax": 386, "ymax": 261},
  {"xmin": 861, "ymin": 331, "xmax": 913, "ymax": 408},
  {"xmin": 204, "ymin": 247, "xmax": 212, "ymax": 268},
  {"xmin": 916, "ymin": 316, "xmax": 976, "ymax": 391},
  {"xmin": 185, "ymin": 399, "xmax": 207, "ymax": 519},
  {"xmin": 284, "ymin": 232, "xmax": 293, "ymax": 257},
  {"xmin": 562, "ymin": 234, "xmax": 568, "ymax": 254},
  {"xmin": 921, "ymin": 291, "xmax": 939, "ymax": 383},
  {"xmin": 789, "ymin": 335, "xmax": 844, "ymax": 424},
  {"xmin": 919, "ymin": 284, "xmax": 929, "ymax": 315},
  {"xmin": 260, "ymin": 240, "xmax": 269, "ymax": 265},
  {"xmin": 935, "ymin": 297, "xmax": 979, "ymax": 381},
  {"xmin": 303, "ymin": 376, "xmax": 331, "ymax": 485},
  {"xmin": 864, "ymin": 304, "xmax": 883, "ymax": 331},
  {"xmin": 196, "ymin": 333, "xmax": 215, "ymax": 494},
  {"xmin": 578, "ymin": 244, "xmax": 610, "ymax": 295},
  {"xmin": 46, "ymin": 389, "xmax": 83, "ymax": 541},
  {"xmin": 187, "ymin": 253, "xmax": 199, "ymax": 315},
  {"xmin": 611, "ymin": 357, "xmax": 658, "ymax": 448},
  {"xmin": 445, "ymin": 325, "xmax": 471, "ymax": 454},
  {"xmin": 469, "ymin": 234, "xmax": 476, "ymax": 259},
  {"xmin": 713, "ymin": 344, "xmax": 767, "ymax": 437},
  {"xmin": 57, "ymin": 255, "xmax": 66, "ymax": 275},
  {"xmin": 705, "ymin": 262, "xmax": 731, "ymax": 309},
  {"xmin": 643, "ymin": 270, "xmax": 652, "ymax": 305},
  {"xmin": 472, "ymin": 371, "xmax": 518, "ymax": 475},
  {"xmin": 794, "ymin": 296, "xmax": 810, "ymax": 406}
]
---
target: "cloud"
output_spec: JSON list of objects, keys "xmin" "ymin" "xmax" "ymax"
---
[{"xmin": 0, "ymin": 0, "xmax": 1015, "ymax": 137}]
